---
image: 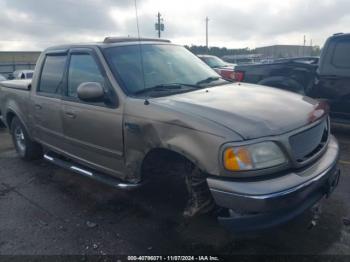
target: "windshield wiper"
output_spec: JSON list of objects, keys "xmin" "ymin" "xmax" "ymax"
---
[
  {"xmin": 133, "ymin": 83, "xmax": 198, "ymax": 95},
  {"xmin": 196, "ymin": 76, "xmax": 221, "ymax": 85}
]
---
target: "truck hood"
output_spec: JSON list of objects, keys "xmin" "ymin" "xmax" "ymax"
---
[{"xmin": 153, "ymin": 83, "xmax": 325, "ymax": 140}]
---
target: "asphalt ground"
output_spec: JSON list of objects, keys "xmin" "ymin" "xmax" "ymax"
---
[{"xmin": 0, "ymin": 124, "xmax": 350, "ymax": 255}]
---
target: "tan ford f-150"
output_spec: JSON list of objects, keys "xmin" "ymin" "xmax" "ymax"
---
[{"xmin": 0, "ymin": 37, "xmax": 341, "ymax": 232}]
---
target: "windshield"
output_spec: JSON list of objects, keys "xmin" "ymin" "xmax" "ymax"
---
[
  {"xmin": 202, "ymin": 56, "xmax": 227, "ymax": 68},
  {"xmin": 103, "ymin": 44, "xmax": 220, "ymax": 95}
]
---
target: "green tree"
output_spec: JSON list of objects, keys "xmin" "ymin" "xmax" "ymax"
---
[{"xmin": 185, "ymin": 45, "xmax": 257, "ymax": 58}]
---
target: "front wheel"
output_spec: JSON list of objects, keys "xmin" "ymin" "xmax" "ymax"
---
[
  {"xmin": 183, "ymin": 166, "xmax": 216, "ymax": 218},
  {"xmin": 10, "ymin": 117, "xmax": 42, "ymax": 160}
]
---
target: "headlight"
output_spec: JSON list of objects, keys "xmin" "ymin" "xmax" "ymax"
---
[{"xmin": 223, "ymin": 141, "xmax": 287, "ymax": 171}]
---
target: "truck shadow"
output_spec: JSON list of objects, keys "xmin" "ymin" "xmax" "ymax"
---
[
  {"xmin": 0, "ymin": 127, "xmax": 347, "ymax": 255},
  {"xmin": 45, "ymin": 160, "xmax": 345, "ymax": 255}
]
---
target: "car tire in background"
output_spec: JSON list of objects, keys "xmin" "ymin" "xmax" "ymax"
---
[
  {"xmin": 10, "ymin": 116, "xmax": 43, "ymax": 160},
  {"xmin": 0, "ymin": 120, "xmax": 5, "ymax": 128}
]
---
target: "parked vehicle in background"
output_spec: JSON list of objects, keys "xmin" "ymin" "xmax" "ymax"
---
[
  {"xmin": 272, "ymin": 56, "xmax": 319, "ymax": 64},
  {"xmin": 0, "ymin": 74, "xmax": 6, "ymax": 81},
  {"xmin": 0, "ymin": 74, "xmax": 8, "ymax": 126},
  {"xmin": 198, "ymin": 54, "xmax": 236, "ymax": 80},
  {"xmin": 232, "ymin": 33, "xmax": 350, "ymax": 123},
  {"xmin": 0, "ymin": 37, "xmax": 340, "ymax": 232},
  {"xmin": 222, "ymin": 54, "xmax": 263, "ymax": 65},
  {"xmin": 9, "ymin": 70, "xmax": 34, "ymax": 80}
]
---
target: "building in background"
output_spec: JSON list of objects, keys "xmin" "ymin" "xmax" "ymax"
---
[
  {"xmin": 0, "ymin": 51, "xmax": 41, "ymax": 78},
  {"xmin": 255, "ymin": 45, "xmax": 313, "ymax": 59}
]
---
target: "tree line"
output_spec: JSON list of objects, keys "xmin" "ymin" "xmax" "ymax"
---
[
  {"xmin": 185, "ymin": 45, "xmax": 321, "ymax": 58},
  {"xmin": 184, "ymin": 45, "xmax": 255, "ymax": 57}
]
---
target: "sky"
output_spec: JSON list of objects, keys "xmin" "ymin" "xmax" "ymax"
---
[{"xmin": 0, "ymin": 0, "xmax": 349, "ymax": 51}]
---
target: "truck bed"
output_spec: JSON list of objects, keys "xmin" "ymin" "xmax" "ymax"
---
[
  {"xmin": 233, "ymin": 58, "xmax": 319, "ymax": 92},
  {"xmin": 0, "ymin": 79, "xmax": 32, "ymax": 90},
  {"xmin": 0, "ymin": 80, "xmax": 32, "ymax": 127}
]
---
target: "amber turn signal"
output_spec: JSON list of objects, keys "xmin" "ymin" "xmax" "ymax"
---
[{"xmin": 223, "ymin": 147, "xmax": 253, "ymax": 171}]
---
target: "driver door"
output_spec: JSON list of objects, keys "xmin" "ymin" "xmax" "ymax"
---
[{"xmin": 61, "ymin": 48, "xmax": 124, "ymax": 178}]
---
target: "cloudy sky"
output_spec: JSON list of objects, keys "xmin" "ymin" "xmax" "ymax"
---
[{"xmin": 0, "ymin": 0, "xmax": 349, "ymax": 51}]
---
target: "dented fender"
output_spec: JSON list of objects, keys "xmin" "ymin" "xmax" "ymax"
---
[{"xmin": 123, "ymin": 97, "xmax": 243, "ymax": 181}]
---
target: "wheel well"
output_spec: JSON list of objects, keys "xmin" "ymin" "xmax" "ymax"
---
[
  {"xmin": 140, "ymin": 148, "xmax": 215, "ymax": 217},
  {"xmin": 6, "ymin": 111, "xmax": 16, "ymax": 128},
  {"xmin": 141, "ymin": 148, "xmax": 194, "ymax": 180}
]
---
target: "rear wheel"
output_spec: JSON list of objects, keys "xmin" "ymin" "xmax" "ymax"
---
[{"xmin": 10, "ymin": 117, "xmax": 42, "ymax": 160}]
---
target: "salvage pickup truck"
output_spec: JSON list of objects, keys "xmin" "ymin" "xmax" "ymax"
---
[
  {"xmin": 232, "ymin": 33, "xmax": 350, "ymax": 123},
  {"xmin": 0, "ymin": 37, "xmax": 340, "ymax": 231}
]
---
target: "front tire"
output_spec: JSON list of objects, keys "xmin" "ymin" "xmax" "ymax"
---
[
  {"xmin": 183, "ymin": 166, "xmax": 216, "ymax": 218},
  {"xmin": 10, "ymin": 117, "xmax": 42, "ymax": 160}
]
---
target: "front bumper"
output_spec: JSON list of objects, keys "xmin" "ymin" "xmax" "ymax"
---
[{"xmin": 207, "ymin": 135, "xmax": 340, "ymax": 232}]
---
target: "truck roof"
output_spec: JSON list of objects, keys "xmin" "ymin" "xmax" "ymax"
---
[
  {"xmin": 45, "ymin": 37, "xmax": 172, "ymax": 52},
  {"xmin": 329, "ymin": 33, "xmax": 350, "ymax": 40}
]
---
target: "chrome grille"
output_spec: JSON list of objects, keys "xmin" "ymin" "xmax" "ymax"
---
[{"xmin": 289, "ymin": 119, "xmax": 329, "ymax": 163}]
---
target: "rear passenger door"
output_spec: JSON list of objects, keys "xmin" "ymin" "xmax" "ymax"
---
[
  {"xmin": 61, "ymin": 48, "xmax": 124, "ymax": 178},
  {"xmin": 32, "ymin": 52, "xmax": 67, "ymax": 151}
]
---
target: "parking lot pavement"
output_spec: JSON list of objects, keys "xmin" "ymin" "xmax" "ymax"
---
[{"xmin": 0, "ymin": 125, "xmax": 350, "ymax": 255}]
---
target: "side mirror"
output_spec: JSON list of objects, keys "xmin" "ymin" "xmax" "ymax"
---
[{"xmin": 77, "ymin": 82, "xmax": 104, "ymax": 102}]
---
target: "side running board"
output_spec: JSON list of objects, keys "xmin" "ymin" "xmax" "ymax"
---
[{"xmin": 43, "ymin": 153, "xmax": 141, "ymax": 190}]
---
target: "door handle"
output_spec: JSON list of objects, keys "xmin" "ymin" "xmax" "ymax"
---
[
  {"xmin": 34, "ymin": 104, "xmax": 42, "ymax": 110},
  {"xmin": 65, "ymin": 112, "xmax": 76, "ymax": 119}
]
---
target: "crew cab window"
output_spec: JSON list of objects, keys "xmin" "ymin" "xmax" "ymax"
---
[
  {"xmin": 332, "ymin": 39, "xmax": 350, "ymax": 68},
  {"xmin": 67, "ymin": 54, "xmax": 105, "ymax": 97},
  {"xmin": 38, "ymin": 55, "xmax": 67, "ymax": 94}
]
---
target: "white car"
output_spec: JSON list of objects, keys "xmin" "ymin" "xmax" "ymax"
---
[
  {"xmin": 0, "ymin": 74, "xmax": 6, "ymax": 81},
  {"xmin": 13, "ymin": 70, "xmax": 34, "ymax": 80}
]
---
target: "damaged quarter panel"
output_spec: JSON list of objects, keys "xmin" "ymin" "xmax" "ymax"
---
[{"xmin": 123, "ymin": 96, "xmax": 244, "ymax": 181}]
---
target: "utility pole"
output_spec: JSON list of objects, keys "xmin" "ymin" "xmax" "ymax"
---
[
  {"xmin": 157, "ymin": 12, "xmax": 161, "ymax": 38},
  {"xmin": 310, "ymin": 38, "xmax": 313, "ymax": 56},
  {"xmin": 205, "ymin": 17, "xmax": 209, "ymax": 51},
  {"xmin": 303, "ymin": 35, "xmax": 306, "ymax": 56},
  {"xmin": 155, "ymin": 12, "xmax": 164, "ymax": 38}
]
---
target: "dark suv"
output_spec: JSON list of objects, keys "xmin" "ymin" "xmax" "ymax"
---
[{"xmin": 233, "ymin": 33, "xmax": 350, "ymax": 123}]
